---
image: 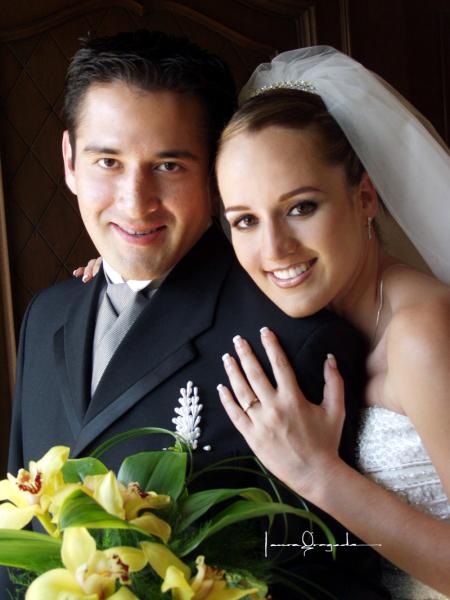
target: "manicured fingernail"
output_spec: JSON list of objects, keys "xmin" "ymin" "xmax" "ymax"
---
[
  {"xmin": 82, "ymin": 275, "xmax": 88, "ymax": 282},
  {"xmin": 233, "ymin": 335, "xmax": 244, "ymax": 349},
  {"xmin": 72, "ymin": 269, "xmax": 77, "ymax": 276},
  {"xmin": 222, "ymin": 353, "xmax": 232, "ymax": 367},
  {"xmin": 327, "ymin": 353, "xmax": 337, "ymax": 368},
  {"xmin": 260, "ymin": 326, "xmax": 270, "ymax": 337},
  {"xmin": 217, "ymin": 383, "xmax": 225, "ymax": 392}
]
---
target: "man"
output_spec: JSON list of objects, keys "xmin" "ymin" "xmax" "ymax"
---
[{"xmin": 3, "ymin": 31, "xmax": 387, "ymax": 598}]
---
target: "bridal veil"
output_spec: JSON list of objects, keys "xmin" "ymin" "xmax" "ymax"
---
[{"xmin": 240, "ymin": 46, "xmax": 450, "ymax": 284}]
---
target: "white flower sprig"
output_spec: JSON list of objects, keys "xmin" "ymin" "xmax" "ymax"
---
[{"xmin": 172, "ymin": 381, "xmax": 202, "ymax": 449}]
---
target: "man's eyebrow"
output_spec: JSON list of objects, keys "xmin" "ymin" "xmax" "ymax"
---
[
  {"xmin": 224, "ymin": 186, "xmax": 323, "ymax": 214},
  {"xmin": 83, "ymin": 145, "xmax": 120, "ymax": 155},
  {"xmin": 82, "ymin": 146, "xmax": 199, "ymax": 161},
  {"xmin": 155, "ymin": 150, "xmax": 200, "ymax": 161}
]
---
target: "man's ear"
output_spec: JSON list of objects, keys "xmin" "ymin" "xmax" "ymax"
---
[
  {"xmin": 358, "ymin": 171, "xmax": 379, "ymax": 219},
  {"xmin": 62, "ymin": 130, "xmax": 77, "ymax": 195}
]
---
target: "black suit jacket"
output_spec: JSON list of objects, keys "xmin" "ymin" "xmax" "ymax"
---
[{"xmin": 3, "ymin": 226, "xmax": 388, "ymax": 599}]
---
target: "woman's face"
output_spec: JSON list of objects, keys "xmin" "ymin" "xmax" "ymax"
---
[{"xmin": 217, "ymin": 125, "xmax": 373, "ymax": 317}]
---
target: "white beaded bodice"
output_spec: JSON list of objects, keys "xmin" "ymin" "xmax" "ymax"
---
[
  {"xmin": 357, "ymin": 406, "xmax": 449, "ymax": 519},
  {"xmin": 356, "ymin": 406, "xmax": 450, "ymax": 599}
]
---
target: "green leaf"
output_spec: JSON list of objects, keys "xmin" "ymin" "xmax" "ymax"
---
[
  {"xmin": 90, "ymin": 427, "xmax": 186, "ymax": 459},
  {"xmin": 118, "ymin": 451, "xmax": 187, "ymax": 500},
  {"xmin": 175, "ymin": 500, "xmax": 335, "ymax": 557},
  {"xmin": 62, "ymin": 457, "xmax": 108, "ymax": 483},
  {"xmin": 59, "ymin": 489, "xmax": 152, "ymax": 537},
  {"xmin": 0, "ymin": 530, "xmax": 62, "ymax": 573},
  {"xmin": 176, "ymin": 487, "xmax": 273, "ymax": 533}
]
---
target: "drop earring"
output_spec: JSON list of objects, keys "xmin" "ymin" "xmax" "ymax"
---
[{"xmin": 368, "ymin": 217, "xmax": 373, "ymax": 240}]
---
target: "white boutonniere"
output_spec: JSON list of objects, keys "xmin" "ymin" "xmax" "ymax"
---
[{"xmin": 172, "ymin": 381, "xmax": 203, "ymax": 449}]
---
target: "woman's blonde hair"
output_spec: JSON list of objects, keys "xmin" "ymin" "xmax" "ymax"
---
[{"xmin": 219, "ymin": 89, "xmax": 364, "ymax": 186}]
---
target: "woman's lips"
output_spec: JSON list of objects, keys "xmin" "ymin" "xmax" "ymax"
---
[
  {"xmin": 266, "ymin": 258, "xmax": 317, "ymax": 288},
  {"xmin": 111, "ymin": 223, "xmax": 167, "ymax": 245}
]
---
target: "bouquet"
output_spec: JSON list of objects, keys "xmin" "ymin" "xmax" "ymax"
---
[{"xmin": 0, "ymin": 426, "xmax": 335, "ymax": 599}]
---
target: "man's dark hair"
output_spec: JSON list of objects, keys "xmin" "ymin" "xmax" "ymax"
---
[{"xmin": 63, "ymin": 29, "xmax": 237, "ymax": 163}]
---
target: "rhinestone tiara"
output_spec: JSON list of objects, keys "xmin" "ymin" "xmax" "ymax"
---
[{"xmin": 252, "ymin": 80, "xmax": 318, "ymax": 97}]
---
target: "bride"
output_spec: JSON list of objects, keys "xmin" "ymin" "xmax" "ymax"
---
[{"xmin": 214, "ymin": 46, "xmax": 450, "ymax": 598}]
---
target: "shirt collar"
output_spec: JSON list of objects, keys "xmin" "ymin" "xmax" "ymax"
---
[{"xmin": 102, "ymin": 259, "xmax": 152, "ymax": 292}]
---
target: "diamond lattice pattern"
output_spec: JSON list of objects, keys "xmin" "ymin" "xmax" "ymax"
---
[{"xmin": 0, "ymin": 5, "xmax": 280, "ymax": 333}]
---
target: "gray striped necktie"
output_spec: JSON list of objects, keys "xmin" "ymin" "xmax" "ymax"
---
[{"xmin": 91, "ymin": 282, "xmax": 147, "ymax": 394}]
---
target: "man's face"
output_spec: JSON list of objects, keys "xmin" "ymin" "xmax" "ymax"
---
[{"xmin": 63, "ymin": 82, "xmax": 212, "ymax": 280}]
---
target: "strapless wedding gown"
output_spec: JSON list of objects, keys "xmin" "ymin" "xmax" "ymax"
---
[{"xmin": 356, "ymin": 406, "xmax": 450, "ymax": 600}]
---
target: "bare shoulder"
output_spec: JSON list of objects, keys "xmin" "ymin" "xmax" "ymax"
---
[
  {"xmin": 385, "ymin": 267, "xmax": 450, "ymax": 344},
  {"xmin": 382, "ymin": 268, "xmax": 450, "ymax": 488},
  {"xmin": 383, "ymin": 267, "xmax": 450, "ymax": 407}
]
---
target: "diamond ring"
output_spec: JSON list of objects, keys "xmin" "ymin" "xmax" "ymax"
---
[{"xmin": 243, "ymin": 398, "xmax": 259, "ymax": 413}]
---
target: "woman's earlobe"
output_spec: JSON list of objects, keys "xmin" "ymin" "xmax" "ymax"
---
[{"xmin": 359, "ymin": 172, "xmax": 379, "ymax": 217}]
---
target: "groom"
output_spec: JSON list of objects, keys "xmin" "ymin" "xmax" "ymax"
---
[{"xmin": 3, "ymin": 30, "xmax": 388, "ymax": 598}]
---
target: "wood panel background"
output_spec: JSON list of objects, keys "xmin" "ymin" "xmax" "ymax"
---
[{"xmin": 0, "ymin": 0, "xmax": 448, "ymax": 471}]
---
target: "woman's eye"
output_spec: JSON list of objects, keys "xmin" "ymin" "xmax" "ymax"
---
[
  {"xmin": 98, "ymin": 158, "xmax": 118, "ymax": 169},
  {"xmin": 233, "ymin": 214, "xmax": 257, "ymax": 230},
  {"xmin": 288, "ymin": 201, "xmax": 317, "ymax": 216},
  {"xmin": 156, "ymin": 162, "xmax": 181, "ymax": 172}
]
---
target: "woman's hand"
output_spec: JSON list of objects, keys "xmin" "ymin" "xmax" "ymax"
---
[
  {"xmin": 217, "ymin": 327, "xmax": 346, "ymax": 499},
  {"xmin": 73, "ymin": 257, "xmax": 102, "ymax": 282}
]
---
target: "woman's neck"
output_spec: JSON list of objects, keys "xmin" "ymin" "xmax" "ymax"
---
[{"xmin": 331, "ymin": 241, "xmax": 394, "ymax": 343}]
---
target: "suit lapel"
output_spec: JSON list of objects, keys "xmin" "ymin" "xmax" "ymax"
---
[
  {"xmin": 53, "ymin": 272, "xmax": 105, "ymax": 432},
  {"xmin": 75, "ymin": 226, "xmax": 234, "ymax": 456}
]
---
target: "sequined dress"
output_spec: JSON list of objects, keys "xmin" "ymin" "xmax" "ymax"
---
[{"xmin": 356, "ymin": 406, "xmax": 450, "ymax": 600}]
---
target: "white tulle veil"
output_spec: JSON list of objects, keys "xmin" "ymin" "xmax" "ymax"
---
[{"xmin": 240, "ymin": 46, "xmax": 450, "ymax": 284}]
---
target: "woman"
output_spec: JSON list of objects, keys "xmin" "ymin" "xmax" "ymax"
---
[
  {"xmin": 215, "ymin": 47, "xmax": 450, "ymax": 598},
  {"xmin": 77, "ymin": 47, "xmax": 450, "ymax": 597}
]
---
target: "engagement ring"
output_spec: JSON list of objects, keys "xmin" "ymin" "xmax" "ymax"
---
[{"xmin": 243, "ymin": 398, "xmax": 259, "ymax": 413}]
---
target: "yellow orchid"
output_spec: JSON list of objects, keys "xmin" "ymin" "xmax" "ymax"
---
[
  {"xmin": 141, "ymin": 542, "xmax": 260, "ymax": 600},
  {"xmin": 26, "ymin": 527, "xmax": 146, "ymax": 599},
  {"xmin": 0, "ymin": 446, "xmax": 72, "ymax": 535},
  {"xmin": 83, "ymin": 472, "xmax": 172, "ymax": 542},
  {"xmin": 141, "ymin": 541, "xmax": 191, "ymax": 581}
]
